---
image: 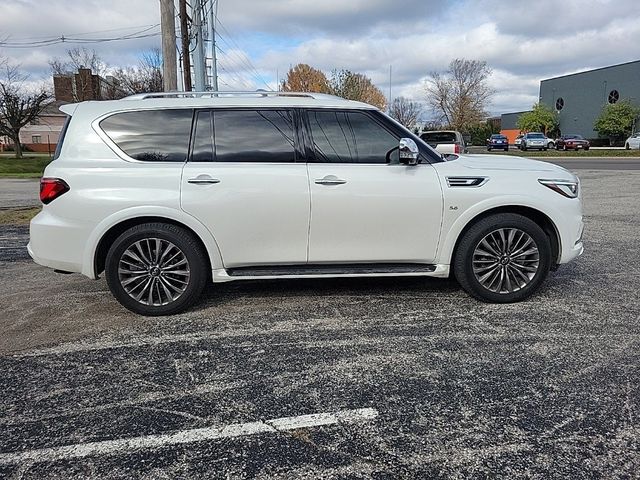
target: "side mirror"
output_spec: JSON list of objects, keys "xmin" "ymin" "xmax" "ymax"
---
[{"xmin": 399, "ymin": 138, "xmax": 419, "ymax": 165}]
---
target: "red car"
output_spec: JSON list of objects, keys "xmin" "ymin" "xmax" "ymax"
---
[{"xmin": 555, "ymin": 135, "xmax": 590, "ymax": 151}]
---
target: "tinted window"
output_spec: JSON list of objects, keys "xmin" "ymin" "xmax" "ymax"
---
[
  {"xmin": 421, "ymin": 132, "xmax": 457, "ymax": 143},
  {"xmin": 528, "ymin": 133, "xmax": 545, "ymax": 139},
  {"xmin": 192, "ymin": 110, "xmax": 214, "ymax": 162},
  {"xmin": 214, "ymin": 110, "xmax": 295, "ymax": 162},
  {"xmin": 53, "ymin": 115, "xmax": 71, "ymax": 160},
  {"xmin": 309, "ymin": 110, "xmax": 399, "ymax": 164},
  {"xmin": 100, "ymin": 109, "xmax": 193, "ymax": 162}
]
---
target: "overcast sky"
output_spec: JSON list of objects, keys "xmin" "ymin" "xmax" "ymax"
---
[{"xmin": 2, "ymin": 0, "xmax": 639, "ymax": 117}]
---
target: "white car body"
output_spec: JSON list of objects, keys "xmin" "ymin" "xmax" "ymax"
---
[
  {"xmin": 29, "ymin": 92, "xmax": 584, "ymax": 313},
  {"xmin": 625, "ymin": 133, "xmax": 640, "ymax": 149}
]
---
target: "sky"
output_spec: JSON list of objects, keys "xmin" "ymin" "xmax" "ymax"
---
[{"xmin": 1, "ymin": 0, "xmax": 640, "ymax": 118}]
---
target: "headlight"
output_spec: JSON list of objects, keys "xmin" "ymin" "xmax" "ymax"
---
[{"xmin": 538, "ymin": 179, "xmax": 579, "ymax": 198}]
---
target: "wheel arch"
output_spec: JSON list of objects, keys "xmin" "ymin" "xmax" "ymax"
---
[
  {"xmin": 84, "ymin": 209, "xmax": 224, "ymax": 279},
  {"xmin": 448, "ymin": 205, "xmax": 561, "ymax": 269}
]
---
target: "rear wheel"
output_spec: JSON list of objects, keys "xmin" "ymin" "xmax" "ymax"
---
[
  {"xmin": 626, "ymin": 143, "xmax": 630, "ymax": 150},
  {"xmin": 105, "ymin": 223, "xmax": 208, "ymax": 316},
  {"xmin": 453, "ymin": 213, "xmax": 552, "ymax": 303}
]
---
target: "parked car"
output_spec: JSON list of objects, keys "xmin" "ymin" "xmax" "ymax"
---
[
  {"xmin": 624, "ymin": 133, "xmax": 640, "ymax": 150},
  {"xmin": 543, "ymin": 135, "xmax": 555, "ymax": 149},
  {"xmin": 420, "ymin": 130, "xmax": 467, "ymax": 155},
  {"xmin": 520, "ymin": 132, "xmax": 549, "ymax": 151},
  {"xmin": 514, "ymin": 134, "xmax": 524, "ymax": 147},
  {"xmin": 555, "ymin": 134, "xmax": 590, "ymax": 151},
  {"xmin": 29, "ymin": 91, "xmax": 584, "ymax": 315},
  {"xmin": 486, "ymin": 134, "xmax": 509, "ymax": 151}
]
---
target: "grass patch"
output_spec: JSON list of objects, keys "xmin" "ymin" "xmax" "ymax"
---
[
  {"xmin": 0, "ymin": 207, "xmax": 41, "ymax": 225},
  {"xmin": 0, "ymin": 157, "xmax": 52, "ymax": 178},
  {"xmin": 475, "ymin": 149, "xmax": 640, "ymax": 157}
]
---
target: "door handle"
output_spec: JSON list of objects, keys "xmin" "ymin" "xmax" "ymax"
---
[
  {"xmin": 188, "ymin": 175, "xmax": 221, "ymax": 185},
  {"xmin": 315, "ymin": 176, "xmax": 347, "ymax": 186}
]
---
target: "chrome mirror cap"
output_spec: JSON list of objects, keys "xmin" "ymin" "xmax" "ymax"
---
[{"xmin": 399, "ymin": 138, "xmax": 419, "ymax": 165}]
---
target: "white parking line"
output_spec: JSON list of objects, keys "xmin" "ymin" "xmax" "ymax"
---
[{"xmin": 0, "ymin": 407, "xmax": 378, "ymax": 465}]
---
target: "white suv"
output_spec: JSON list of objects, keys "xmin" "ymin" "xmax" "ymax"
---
[{"xmin": 30, "ymin": 92, "xmax": 584, "ymax": 315}]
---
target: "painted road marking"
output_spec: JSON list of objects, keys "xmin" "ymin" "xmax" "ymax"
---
[{"xmin": 0, "ymin": 407, "xmax": 378, "ymax": 465}]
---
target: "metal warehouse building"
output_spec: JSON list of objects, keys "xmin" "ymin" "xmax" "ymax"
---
[{"xmin": 502, "ymin": 60, "xmax": 640, "ymax": 142}]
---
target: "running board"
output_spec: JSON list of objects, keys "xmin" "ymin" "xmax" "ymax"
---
[{"xmin": 227, "ymin": 263, "xmax": 437, "ymax": 277}]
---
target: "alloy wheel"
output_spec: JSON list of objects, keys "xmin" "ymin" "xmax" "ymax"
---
[
  {"xmin": 118, "ymin": 238, "xmax": 191, "ymax": 306},
  {"xmin": 472, "ymin": 228, "xmax": 540, "ymax": 294}
]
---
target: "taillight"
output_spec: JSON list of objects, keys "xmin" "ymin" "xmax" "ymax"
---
[
  {"xmin": 40, "ymin": 178, "xmax": 70, "ymax": 204},
  {"xmin": 454, "ymin": 144, "xmax": 461, "ymax": 154}
]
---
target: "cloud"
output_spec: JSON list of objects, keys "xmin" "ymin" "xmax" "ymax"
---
[{"xmin": 1, "ymin": 0, "xmax": 639, "ymax": 114}]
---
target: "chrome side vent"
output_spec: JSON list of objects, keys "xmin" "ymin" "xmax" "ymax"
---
[{"xmin": 446, "ymin": 176, "xmax": 489, "ymax": 187}]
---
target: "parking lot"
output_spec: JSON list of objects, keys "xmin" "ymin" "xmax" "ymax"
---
[{"xmin": 1, "ymin": 165, "xmax": 639, "ymax": 478}]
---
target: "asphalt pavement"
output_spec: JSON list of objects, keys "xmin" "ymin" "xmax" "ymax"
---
[{"xmin": 0, "ymin": 170, "xmax": 639, "ymax": 478}]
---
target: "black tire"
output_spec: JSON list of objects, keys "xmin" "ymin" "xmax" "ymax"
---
[
  {"xmin": 584, "ymin": 146, "xmax": 589, "ymax": 151},
  {"xmin": 626, "ymin": 143, "xmax": 630, "ymax": 150},
  {"xmin": 505, "ymin": 147, "xmax": 509, "ymax": 151},
  {"xmin": 543, "ymin": 147, "xmax": 547, "ymax": 151},
  {"xmin": 522, "ymin": 145, "xmax": 527, "ymax": 151},
  {"xmin": 453, "ymin": 213, "xmax": 552, "ymax": 303},
  {"xmin": 105, "ymin": 223, "xmax": 208, "ymax": 316},
  {"xmin": 487, "ymin": 147, "xmax": 492, "ymax": 151}
]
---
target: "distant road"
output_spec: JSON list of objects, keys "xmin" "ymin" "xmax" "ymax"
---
[{"xmin": 533, "ymin": 157, "xmax": 640, "ymax": 170}]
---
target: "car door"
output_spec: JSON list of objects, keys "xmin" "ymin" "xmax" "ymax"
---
[
  {"xmin": 633, "ymin": 134, "xmax": 640, "ymax": 149},
  {"xmin": 305, "ymin": 109, "xmax": 443, "ymax": 264},
  {"xmin": 181, "ymin": 108, "xmax": 310, "ymax": 268}
]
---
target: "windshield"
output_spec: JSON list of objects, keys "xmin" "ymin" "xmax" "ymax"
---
[
  {"xmin": 565, "ymin": 134, "xmax": 584, "ymax": 139},
  {"xmin": 491, "ymin": 135, "xmax": 506, "ymax": 139},
  {"xmin": 528, "ymin": 133, "xmax": 545, "ymax": 139},
  {"xmin": 420, "ymin": 132, "xmax": 457, "ymax": 143}
]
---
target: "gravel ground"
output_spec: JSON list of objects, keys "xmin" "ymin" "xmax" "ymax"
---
[{"xmin": 0, "ymin": 170, "xmax": 639, "ymax": 478}]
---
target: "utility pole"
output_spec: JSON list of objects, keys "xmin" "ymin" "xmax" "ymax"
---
[
  {"xmin": 179, "ymin": 0, "xmax": 192, "ymax": 92},
  {"xmin": 209, "ymin": 0, "xmax": 219, "ymax": 91},
  {"xmin": 159, "ymin": 0, "xmax": 177, "ymax": 91},
  {"xmin": 191, "ymin": 0, "xmax": 206, "ymax": 91}
]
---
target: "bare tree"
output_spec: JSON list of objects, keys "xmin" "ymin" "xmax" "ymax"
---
[
  {"xmin": 49, "ymin": 47, "xmax": 107, "ymax": 76},
  {"xmin": 107, "ymin": 49, "xmax": 164, "ymax": 97},
  {"xmin": 330, "ymin": 70, "xmax": 386, "ymax": 110},
  {"xmin": 424, "ymin": 59, "xmax": 493, "ymax": 131},
  {"xmin": 0, "ymin": 64, "xmax": 52, "ymax": 158},
  {"xmin": 49, "ymin": 48, "xmax": 108, "ymax": 101},
  {"xmin": 281, "ymin": 63, "xmax": 331, "ymax": 93},
  {"xmin": 388, "ymin": 97, "xmax": 422, "ymax": 128}
]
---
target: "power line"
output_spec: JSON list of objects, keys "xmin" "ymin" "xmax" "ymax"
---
[
  {"xmin": 0, "ymin": 26, "xmax": 161, "ymax": 48},
  {"xmin": 211, "ymin": 14, "xmax": 271, "ymax": 90}
]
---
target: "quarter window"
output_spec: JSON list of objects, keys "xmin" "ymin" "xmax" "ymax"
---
[
  {"xmin": 308, "ymin": 110, "xmax": 399, "ymax": 164},
  {"xmin": 100, "ymin": 109, "xmax": 193, "ymax": 162},
  {"xmin": 213, "ymin": 110, "xmax": 295, "ymax": 162}
]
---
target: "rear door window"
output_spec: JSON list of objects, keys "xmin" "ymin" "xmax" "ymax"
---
[
  {"xmin": 100, "ymin": 109, "xmax": 193, "ymax": 162},
  {"xmin": 213, "ymin": 110, "xmax": 295, "ymax": 162}
]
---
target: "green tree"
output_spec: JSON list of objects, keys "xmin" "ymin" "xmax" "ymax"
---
[
  {"xmin": 517, "ymin": 103, "xmax": 558, "ymax": 134},
  {"xmin": 594, "ymin": 100, "xmax": 639, "ymax": 141}
]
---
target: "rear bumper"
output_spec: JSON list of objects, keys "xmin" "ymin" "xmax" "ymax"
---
[{"xmin": 29, "ymin": 210, "xmax": 91, "ymax": 275}]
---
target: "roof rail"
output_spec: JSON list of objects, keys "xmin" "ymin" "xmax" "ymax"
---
[{"xmin": 121, "ymin": 91, "xmax": 344, "ymax": 101}]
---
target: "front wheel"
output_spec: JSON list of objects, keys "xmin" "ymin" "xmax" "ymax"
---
[
  {"xmin": 453, "ymin": 214, "xmax": 552, "ymax": 303},
  {"xmin": 105, "ymin": 223, "xmax": 208, "ymax": 315}
]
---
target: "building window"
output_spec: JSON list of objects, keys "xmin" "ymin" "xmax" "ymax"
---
[
  {"xmin": 608, "ymin": 90, "xmax": 620, "ymax": 104},
  {"xmin": 555, "ymin": 97, "xmax": 564, "ymax": 111},
  {"xmin": 32, "ymin": 135, "xmax": 41, "ymax": 144}
]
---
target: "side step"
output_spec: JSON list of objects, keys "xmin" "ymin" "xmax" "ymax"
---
[{"xmin": 227, "ymin": 263, "xmax": 437, "ymax": 277}]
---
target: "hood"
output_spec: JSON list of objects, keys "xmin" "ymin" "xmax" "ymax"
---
[{"xmin": 452, "ymin": 154, "xmax": 568, "ymax": 174}]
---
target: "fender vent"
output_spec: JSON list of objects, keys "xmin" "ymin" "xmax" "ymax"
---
[{"xmin": 446, "ymin": 176, "xmax": 488, "ymax": 187}]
